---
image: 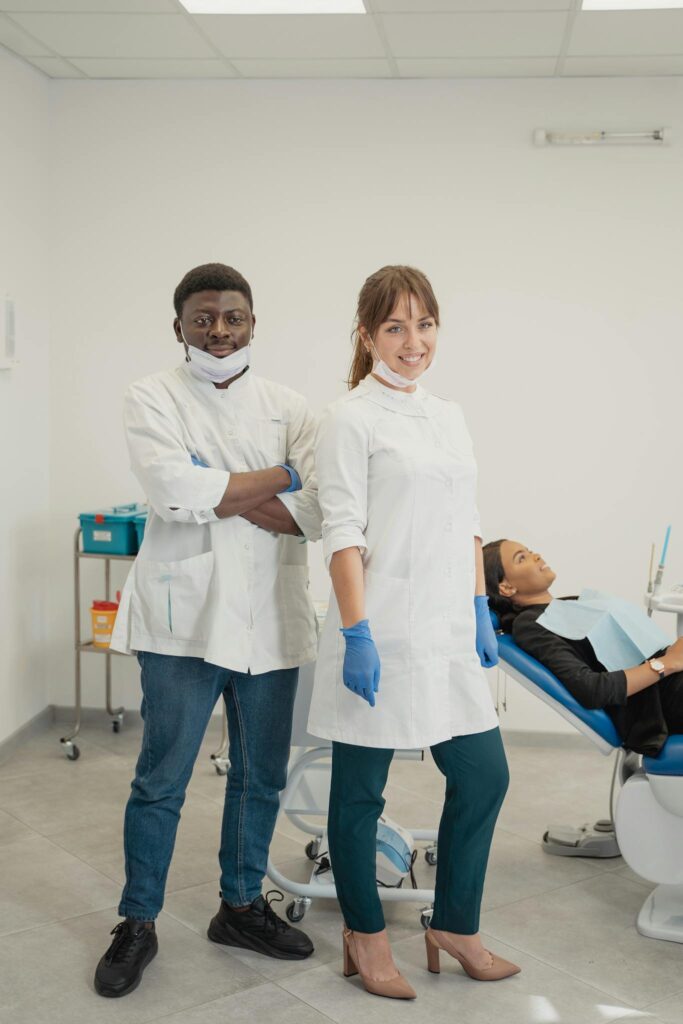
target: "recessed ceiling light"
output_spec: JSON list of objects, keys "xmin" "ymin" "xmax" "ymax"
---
[
  {"xmin": 179, "ymin": 0, "xmax": 366, "ymax": 12},
  {"xmin": 582, "ymin": 1, "xmax": 683, "ymax": 9}
]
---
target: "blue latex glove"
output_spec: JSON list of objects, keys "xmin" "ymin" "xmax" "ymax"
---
[
  {"xmin": 277, "ymin": 463, "xmax": 302, "ymax": 493},
  {"xmin": 474, "ymin": 595, "xmax": 499, "ymax": 669},
  {"xmin": 340, "ymin": 619, "xmax": 381, "ymax": 707},
  {"xmin": 191, "ymin": 453, "xmax": 210, "ymax": 468}
]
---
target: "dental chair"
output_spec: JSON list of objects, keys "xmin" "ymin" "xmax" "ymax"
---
[{"xmin": 492, "ymin": 612, "xmax": 683, "ymax": 943}]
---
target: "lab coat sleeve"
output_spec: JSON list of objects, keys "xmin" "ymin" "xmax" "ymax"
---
[
  {"xmin": 276, "ymin": 395, "xmax": 322, "ymax": 543},
  {"xmin": 315, "ymin": 404, "xmax": 369, "ymax": 570},
  {"xmin": 124, "ymin": 381, "xmax": 229, "ymax": 524},
  {"xmin": 473, "ymin": 504, "xmax": 482, "ymax": 540}
]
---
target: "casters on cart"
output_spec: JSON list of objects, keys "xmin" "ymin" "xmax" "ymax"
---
[
  {"xmin": 424, "ymin": 844, "xmax": 438, "ymax": 866},
  {"xmin": 286, "ymin": 897, "xmax": 311, "ymax": 923},
  {"xmin": 111, "ymin": 712, "xmax": 124, "ymax": 734},
  {"xmin": 60, "ymin": 739, "xmax": 80, "ymax": 761},
  {"xmin": 305, "ymin": 838, "xmax": 322, "ymax": 861},
  {"xmin": 211, "ymin": 755, "xmax": 229, "ymax": 776},
  {"xmin": 420, "ymin": 906, "xmax": 434, "ymax": 930}
]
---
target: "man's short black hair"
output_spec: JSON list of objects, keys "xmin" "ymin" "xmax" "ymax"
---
[{"xmin": 173, "ymin": 263, "xmax": 253, "ymax": 317}]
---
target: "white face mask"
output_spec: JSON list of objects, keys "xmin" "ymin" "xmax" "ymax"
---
[
  {"xmin": 368, "ymin": 339, "xmax": 431, "ymax": 390},
  {"xmin": 180, "ymin": 325, "xmax": 252, "ymax": 384}
]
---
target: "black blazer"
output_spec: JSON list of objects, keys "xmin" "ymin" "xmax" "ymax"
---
[{"xmin": 512, "ymin": 602, "xmax": 669, "ymax": 756}]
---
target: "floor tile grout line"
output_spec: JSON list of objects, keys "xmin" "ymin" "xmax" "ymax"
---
[
  {"xmin": 479, "ymin": 867, "xmax": 626, "ymax": 916},
  {"xmin": 272, "ymin": 977, "xmax": 340, "ymax": 1023},
  {"xmin": 39, "ymin": 831, "xmax": 130, "ymax": 888},
  {"xmin": 388, "ymin": 932, "xmax": 647, "ymax": 1019},
  {"xmin": 126, "ymin": 981, "xmax": 282, "ymax": 1024},
  {"xmin": 640, "ymin": 979, "xmax": 683, "ymax": 1010},
  {"xmin": 466, "ymin": 921, "xmax": 676, "ymax": 1012},
  {"xmin": 0, "ymin": 804, "xmax": 46, "ymax": 836},
  {"xmin": 0, "ymin": 900, "xmax": 123, "ymax": 940}
]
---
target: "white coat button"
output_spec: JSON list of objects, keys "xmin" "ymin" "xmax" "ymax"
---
[
  {"xmin": 445, "ymin": 521, "xmax": 453, "ymax": 532},
  {"xmin": 244, "ymin": 543, "xmax": 250, "ymax": 550}
]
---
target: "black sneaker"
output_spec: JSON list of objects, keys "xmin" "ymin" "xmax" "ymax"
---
[
  {"xmin": 94, "ymin": 919, "xmax": 158, "ymax": 998},
  {"xmin": 208, "ymin": 890, "xmax": 314, "ymax": 961}
]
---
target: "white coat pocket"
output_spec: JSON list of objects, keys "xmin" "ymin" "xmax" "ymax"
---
[
  {"xmin": 131, "ymin": 551, "xmax": 215, "ymax": 642},
  {"xmin": 276, "ymin": 563, "xmax": 318, "ymax": 656},
  {"xmin": 243, "ymin": 415, "xmax": 288, "ymax": 465},
  {"xmin": 364, "ymin": 570, "xmax": 410, "ymax": 666}
]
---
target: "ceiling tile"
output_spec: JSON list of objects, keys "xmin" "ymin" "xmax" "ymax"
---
[
  {"xmin": 564, "ymin": 54, "xmax": 683, "ymax": 75},
  {"xmin": 69, "ymin": 56, "xmax": 236, "ymax": 76},
  {"xmin": 196, "ymin": 13, "xmax": 385, "ymax": 58},
  {"xmin": 380, "ymin": 12, "xmax": 568, "ymax": 57},
  {"xmin": 22, "ymin": 54, "xmax": 84, "ymax": 76},
  {"xmin": 568, "ymin": 11, "xmax": 683, "ymax": 56},
  {"xmin": 374, "ymin": 1, "xmax": 569, "ymax": 10},
  {"xmin": 0, "ymin": 11, "xmax": 50, "ymax": 54},
  {"xmin": 232, "ymin": 57, "xmax": 392, "ymax": 76},
  {"xmin": 397, "ymin": 56, "xmax": 557, "ymax": 76},
  {"xmin": 9, "ymin": 13, "xmax": 216, "ymax": 58},
  {"xmin": 0, "ymin": 1, "xmax": 176, "ymax": 11}
]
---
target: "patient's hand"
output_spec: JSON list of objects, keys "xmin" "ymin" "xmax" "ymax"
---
[{"xmin": 662, "ymin": 637, "xmax": 683, "ymax": 675}]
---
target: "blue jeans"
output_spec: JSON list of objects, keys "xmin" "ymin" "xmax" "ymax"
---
[{"xmin": 118, "ymin": 652, "xmax": 298, "ymax": 921}]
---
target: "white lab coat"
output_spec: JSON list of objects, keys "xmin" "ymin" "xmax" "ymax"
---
[
  {"xmin": 307, "ymin": 374, "xmax": 498, "ymax": 749},
  {"xmin": 111, "ymin": 362, "xmax": 321, "ymax": 674}
]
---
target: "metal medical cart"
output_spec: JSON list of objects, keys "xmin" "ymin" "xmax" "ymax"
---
[{"xmin": 60, "ymin": 528, "xmax": 130, "ymax": 761}]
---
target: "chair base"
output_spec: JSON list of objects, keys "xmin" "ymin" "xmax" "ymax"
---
[
  {"xmin": 542, "ymin": 821, "xmax": 620, "ymax": 858},
  {"xmin": 636, "ymin": 885, "xmax": 683, "ymax": 944}
]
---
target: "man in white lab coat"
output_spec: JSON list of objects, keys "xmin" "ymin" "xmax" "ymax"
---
[{"xmin": 94, "ymin": 264, "xmax": 321, "ymax": 998}]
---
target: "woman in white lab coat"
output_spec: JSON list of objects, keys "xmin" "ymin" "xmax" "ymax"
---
[{"xmin": 307, "ymin": 266, "xmax": 519, "ymax": 999}]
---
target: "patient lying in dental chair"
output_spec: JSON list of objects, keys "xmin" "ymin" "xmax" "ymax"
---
[{"xmin": 483, "ymin": 539, "xmax": 683, "ymax": 756}]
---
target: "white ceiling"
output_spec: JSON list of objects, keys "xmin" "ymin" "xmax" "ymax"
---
[{"xmin": 1, "ymin": 0, "xmax": 683, "ymax": 79}]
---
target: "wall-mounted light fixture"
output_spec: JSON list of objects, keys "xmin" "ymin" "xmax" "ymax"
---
[
  {"xmin": 179, "ymin": 1, "xmax": 366, "ymax": 12},
  {"xmin": 533, "ymin": 128, "xmax": 671, "ymax": 146},
  {"xmin": 0, "ymin": 297, "xmax": 17, "ymax": 371},
  {"xmin": 582, "ymin": 2, "xmax": 683, "ymax": 10}
]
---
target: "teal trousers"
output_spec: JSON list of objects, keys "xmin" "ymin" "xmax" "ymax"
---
[{"xmin": 328, "ymin": 727, "xmax": 509, "ymax": 934}]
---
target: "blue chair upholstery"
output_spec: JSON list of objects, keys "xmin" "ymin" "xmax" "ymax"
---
[
  {"xmin": 496, "ymin": 632, "xmax": 623, "ymax": 749},
  {"xmin": 643, "ymin": 736, "xmax": 683, "ymax": 777},
  {"xmin": 491, "ymin": 609, "xmax": 683, "ymax": 773}
]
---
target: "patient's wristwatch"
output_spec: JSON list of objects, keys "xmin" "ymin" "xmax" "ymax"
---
[{"xmin": 648, "ymin": 658, "xmax": 666, "ymax": 678}]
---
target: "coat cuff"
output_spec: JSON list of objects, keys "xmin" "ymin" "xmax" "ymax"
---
[{"xmin": 323, "ymin": 527, "xmax": 367, "ymax": 570}]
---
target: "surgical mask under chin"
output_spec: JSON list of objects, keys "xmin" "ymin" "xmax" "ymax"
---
[
  {"xmin": 369, "ymin": 339, "xmax": 430, "ymax": 390},
  {"xmin": 181, "ymin": 327, "xmax": 251, "ymax": 384}
]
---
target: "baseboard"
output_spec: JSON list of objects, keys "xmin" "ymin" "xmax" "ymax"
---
[
  {"xmin": 2, "ymin": 706, "xmax": 593, "ymax": 757},
  {"xmin": 501, "ymin": 728, "xmax": 596, "ymax": 750},
  {"xmin": 50, "ymin": 705, "xmax": 225, "ymax": 726},
  {"xmin": 0, "ymin": 706, "xmax": 54, "ymax": 763}
]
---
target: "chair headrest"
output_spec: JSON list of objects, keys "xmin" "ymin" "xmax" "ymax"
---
[{"xmin": 490, "ymin": 609, "xmax": 501, "ymax": 631}]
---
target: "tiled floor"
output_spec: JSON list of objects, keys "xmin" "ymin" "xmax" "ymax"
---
[{"xmin": 1, "ymin": 719, "xmax": 682, "ymax": 1024}]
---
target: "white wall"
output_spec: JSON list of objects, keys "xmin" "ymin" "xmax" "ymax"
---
[
  {"xmin": 0, "ymin": 47, "xmax": 51, "ymax": 744},
  {"xmin": 47, "ymin": 76, "xmax": 683, "ymax": 731}
]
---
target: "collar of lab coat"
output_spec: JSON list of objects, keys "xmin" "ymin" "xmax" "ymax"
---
[
  {"xmin": 358, "ymin": 372, "xmax": 431, "ymax": 417},
  {"xmin": 178, "ymin": 359, "xmax": 253, "ymax": 401}
]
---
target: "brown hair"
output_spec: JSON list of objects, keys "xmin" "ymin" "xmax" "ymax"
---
[{"xmin": 347, "ymin": 265, "xmax": 440, "ymax": 390}]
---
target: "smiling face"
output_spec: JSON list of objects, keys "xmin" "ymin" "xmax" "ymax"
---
[
  {"xmin": 498, "ymin": 540, "xmax": 557, "ymax": 604},
  {"xmin": 174, "ymin": 289, "xmax": 254, "ymax": 358},
  {"xmin": 361, "ymin": 292, "xmax": 438, "ymax": 390}
]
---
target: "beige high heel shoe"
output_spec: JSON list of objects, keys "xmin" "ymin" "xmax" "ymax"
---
[
  {"xmin": 343, "ymin": 928, "xmax": 417, "ymax": 1000},
  {"xmin": 425, "ymin": 928, "xmax": 520, "ymax": 981}
]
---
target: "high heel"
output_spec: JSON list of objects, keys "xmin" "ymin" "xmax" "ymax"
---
[
  {"xmin": 342, "ymin": 928, "xmax": 416, "ymax": 1000},
  {"xmin": 425, "ymin": 929, "xmax": 520, "ymax": 982}
]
